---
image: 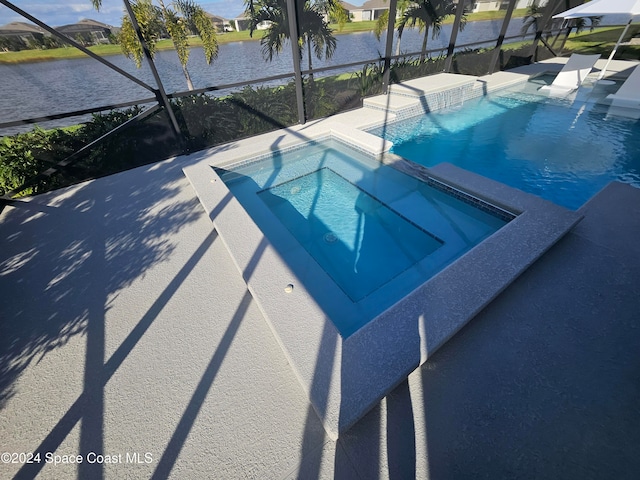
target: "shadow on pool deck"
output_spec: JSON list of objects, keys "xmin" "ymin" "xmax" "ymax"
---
[
  {"xmin": 1, "ymin": 165, "xmax": 639, "ymax": 480},
  {"xmin": 317, "ymin": 181, "xmax": 640, "ymax": 479},
  {"xmin": 2, "ymin": 67, "xmax": 640, "ymax": 478}
]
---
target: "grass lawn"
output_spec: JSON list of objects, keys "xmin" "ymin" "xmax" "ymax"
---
[
  {"xmin": 562, "ymin": 25, "xmax": 640, "ymax": 59},
  {"xmin": 499, "ymin": 25, "xmax": 640, "ymax": 60}
]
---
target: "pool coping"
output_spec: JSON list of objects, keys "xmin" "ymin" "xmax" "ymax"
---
[{"xmin": 184, "ymin": 117, "xmax": 582, "ymax": 438}]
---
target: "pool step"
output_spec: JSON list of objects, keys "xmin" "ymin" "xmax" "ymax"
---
[
  {"xmin": 386, "ymin": 73, "xmax": 478, "ymax": 98},
  {"xmin": 473, "ymin": 71, "xmax": 531, "ymax": 95},
  {"xmin": 363, "ymin": 73, "xmax": 478, "ymax": 117},
  {"xmin": 362, "ymin": 93, "xmax": 420, "ymax": 114},
  {"xmin": 330, "ymin": 123, "xmax": 392, "ymax": 155}
]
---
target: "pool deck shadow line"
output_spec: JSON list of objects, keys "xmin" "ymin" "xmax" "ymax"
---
[{"xmin": 184, "ymin": 129, "xmax": 582, "ymax": 439}]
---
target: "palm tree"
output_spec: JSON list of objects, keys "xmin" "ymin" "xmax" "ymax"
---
[
  {"xmin": 373, "ymin": 0, "xmax": 411, "ymax": 56},
  {"xmin": 317, "ymin": 0, "xmax": 349, "ymax": 29},
  {"xmin": 397, "ymin": 0, "xmax": 465, "ymax": 62},
  {"xmin": 573, "ymin": 16, "xmax": 602, "ymax": 34},
  {"xmin": 520, "ymin": 0, "xmax": 545, "ymax": 37},
  {"xmin": 245, "ymin": 0, "xmax": 339, "ymax": 81},
  {"xmin": 91, "ymin": 0, "xmax": 218, "ymax": 91}
]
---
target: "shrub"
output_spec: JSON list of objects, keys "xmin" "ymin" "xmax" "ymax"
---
[
  {"xmin": 0, "ymin": 107, "xmax": 181, "ymax": 198},
  {"xmin": 229, "ymin": 84, "xmax": 298, "ymax": 135},
  {"xmin": 0, "ymin": 126, "xmax": 79, "ymax": 196},
  {"xmin": 174, "ymin": 94, "xmax": 240, "ymax": 150}
]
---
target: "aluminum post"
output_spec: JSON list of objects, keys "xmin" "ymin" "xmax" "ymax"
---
[
  {"xmin": 487, "ymin": 0, "xmax": 517, "ymax": 74},
  {"xmin": 444, "ymin": 0, "xmax": 469, "ymax": 72},
  {"xmin": 382, "ymin": 0, "xmax": 398, "ymax": 94},
  {"xmin": 528, "ymin": 0, "xmax": 564, "ymax": 60},
  {"xmin": 286, "ymin": 0, "xmax": 306, "ymax": 124}
]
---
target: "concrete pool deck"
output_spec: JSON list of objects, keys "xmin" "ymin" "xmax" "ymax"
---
[{"xmin": 2, "ymin": 62, "xmax": 640, "ymax": 478}]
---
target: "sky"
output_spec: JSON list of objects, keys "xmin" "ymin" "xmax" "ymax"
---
[{"xmin": 0, "ymin": 0, "xmax": 253, "ymax": 27}]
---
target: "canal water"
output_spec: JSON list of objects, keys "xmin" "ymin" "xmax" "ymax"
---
[{"xmin": 1, "ymin": 18, "xmax": 533, "ymax": 135}]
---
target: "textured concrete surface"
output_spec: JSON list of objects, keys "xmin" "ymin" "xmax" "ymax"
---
[
  {"xmin": 512, "ymin": 57, "xmax": 640, "ymax": 79},
  {"xmin": 0, "ymin": 157, "xmax": 332, "ymax": 479},
  {"xmin": 3, "ymin": 167, "xmax": 639, "ymax": 479},
  {"xmin": 387, "ymin": 73, "xmax": 478, "ymax": 98},
  {"xmin": 2, "ymin": 66, "xmax": 639, "ymax": 479},
  {"xmin": 349, "ymin": 181, "xmax": 640, "ymax": 480}
]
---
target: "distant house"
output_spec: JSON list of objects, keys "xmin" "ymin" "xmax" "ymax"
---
[
  {"xmin": 349, "ymin": 0, "xmax": 389, "ymax": 22},
  {"xmin": 471, "ymin": 0, "xmax": 504, "ymax": 12},
  {"xmin": 232, "ymin": 13, "xmax": 271, "ymax": 32},
  {"xmin": 0, "ymin": 22, "xmax": 47, "ymax": 50},
  {"xmin": 205, "ymin": 13, "xmax": 232, "ymax": 33},
  {"xmin": 338, "ymin": 1, "xmax": 359, "ymax": 20},
  {"xmin": 232, "ymin": 14, "xmax": 251, "ymax": 32},
  {"xmin": 471, "ymin": 0, "xmax": 548, "ymax": 12},
  {"xmin": 56, "ymin": 19, "xmax": 114, "ymax": 45}
]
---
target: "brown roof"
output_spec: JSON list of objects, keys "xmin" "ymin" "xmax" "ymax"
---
[
  {"xmin": 75, "ymin": 18, "xmax": 113, "ymax": 28},
  {"xmin": 359, "ymin": 0, "xmax": 390, "ymax": 10},
  {"xmin": 205, "ymin": 12, "xmax": 228, "ymax": 23},
  {"xmin": 55, "ymin": 18, "xmax": 113, "ymax": 30},
  {"xmin": 340, "ymin": 1, "xmax": 359, "ymax": 10},
  {"xmin": 0, "ymin": 22, "xmax": 46, "ymax": 34}
]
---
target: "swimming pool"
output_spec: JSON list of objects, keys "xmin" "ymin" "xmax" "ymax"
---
[
  {"xmin": 216, "ymin": 138, "xmax": 512, "ymax": 335},
  {"xmin": 185, "ymin": 107, "xmax": 582, "ymax": 438},
  {"xmin": 370, "ymin": 81, "xmax": 640, "ymax": 210}
]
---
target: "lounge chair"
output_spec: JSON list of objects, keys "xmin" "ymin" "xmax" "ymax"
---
[
  {"xmin": 539, "ymin": 53, "xmax": 601, "ymax": 96},
  {"xmin": 605, "ymin": 65, "xmax": 640, "ymax": 119},
  {"xmin": 606, "ymin": 65, "xmax": 640, "ymax": 109}
]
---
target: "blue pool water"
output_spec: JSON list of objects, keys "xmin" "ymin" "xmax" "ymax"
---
[
  {"xmin": 217, "ymin": 139, "xmax": 511, "ymax": 335},
  {"xmin": 260, "ymin": 167, "xmax": 443, "ymax": 301},
  {"xmin": 371, "ymin": 84, "xmax": 640, "ymax": 210}
]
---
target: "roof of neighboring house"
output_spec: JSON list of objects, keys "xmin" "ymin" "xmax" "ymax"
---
[
  {"xmin": 359, "ymin": 0, "xmax": 390, "ymax": 10},
  {"xmin": 205, "ymin": 13, "xmax": 228, "ymax": 23},
  {"xmin": 75, "ymin": 18, "xmax": 113, "ymax": 28},
  {"xmin": 0, "ymin": 21, "xmax": 46, "ymax": 34},
  {"xmin": 56, "ymin": 19, "xmax": 113, "ymax": 32},
  {"xmin": 339, "ymin": 1, "xmax": 359, "ymax": 11}
]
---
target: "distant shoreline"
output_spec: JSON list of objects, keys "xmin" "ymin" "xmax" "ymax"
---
[
  {"xmin": 0, "ymin": 30, "xmax": 261, "ymax": 65},
  {"xmin": 0, "ymin": 11, "xmax": 527, "ymax": 65}
]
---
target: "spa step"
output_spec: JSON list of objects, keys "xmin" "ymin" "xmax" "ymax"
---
[
  {"xmin": 387, "ymin": 73, "xmax": 478, "ymax": 98},
  {"xmin": 363, "ymin": 93, "xmax": 420, "ymax": 113},
  {"xmin": 364, "ymin": 73, "xmax": 478, "ymax": 116}
]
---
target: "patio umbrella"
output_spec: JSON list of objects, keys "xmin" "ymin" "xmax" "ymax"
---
[{"xmin": 553, "ymin": 0, "xmax": 640, "ymax": 80}]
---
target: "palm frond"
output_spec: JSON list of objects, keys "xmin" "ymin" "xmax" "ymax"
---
[
  {"xmin": 119, "ymin": 15, "xmax": 145, "ymax": 67},
  {"xmin": 115, "ymin": 0, "xmax": 218, "ymax": 89},
  {"xmin": 245, "ymin": 0, "xmax": 337, "ymax": 65},
  {"xmin": 162, "ymin": 7, "xmax": 190, "ymax": 67},
  {"xmin": 374, "ymin": 10, "xmax": 389, "ymax": 41},
  {"xmin": 176, "ymin": 0, "xmax": 219, "ymax": 64}
]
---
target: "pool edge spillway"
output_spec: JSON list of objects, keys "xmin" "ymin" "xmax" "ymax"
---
[{"xmin": 184, "ymin": 140, "xmax": 582, "ymax": 440}]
